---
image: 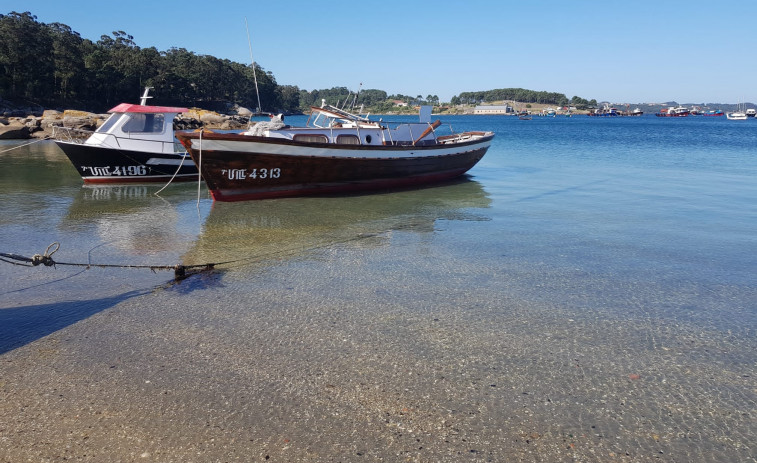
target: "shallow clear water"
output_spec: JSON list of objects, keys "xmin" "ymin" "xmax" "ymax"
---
[{"xmin": 1, "ymin": 115, "xmax": 755, "ymax": 461}]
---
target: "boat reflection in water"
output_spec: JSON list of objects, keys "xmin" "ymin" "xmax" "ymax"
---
[
  {"xmin": 182, "ymin": 177, "xmax": 491, "ymax": 269},
  {"xmin": 61, "ymin": 183, "xmax": 202, "ymax": 259}
]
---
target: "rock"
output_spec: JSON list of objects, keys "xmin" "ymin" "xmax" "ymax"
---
[
  {"xmin": 173, "ymin": 117, "xmax": 202, "ymax": 131},
  {"xmin": 42, "ymin": 109, "xmax": 62, "ymax": 119},
  {"xmin": 220, "ymin": 119, "xmax": 246, "ymax": 130},
  {"xmin": 199, "ymin": 113, "xmax": 225, "ymax": 124},
  {"xmin": 235, "ymin": 106, "xmax": 253, "ymax": 117},
  {"xmin": 0, "ymin": 122, "xmax": 31, "ymax": 139},
  {"xmin": 61, "ymin": 115, "xmax": 98, "ymax": 131},
  {"xmin": 63, "ymin": 109, "xmax": 98, "ymax": 119}
]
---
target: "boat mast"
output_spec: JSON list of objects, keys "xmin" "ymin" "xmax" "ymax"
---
[
  {"xmin": 245, "ymin": 18, "xmax": 263, "ymax": 114},
  {"xmin": 140, "ymin": 87, "xmax": 153, "ymax": 106}
]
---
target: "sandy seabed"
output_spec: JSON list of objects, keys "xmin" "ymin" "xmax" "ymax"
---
[{"xmin": 1, "ymin": 233, "xmax": 754, "ymax": 463}]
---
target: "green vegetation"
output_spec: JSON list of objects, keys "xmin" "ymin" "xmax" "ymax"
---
[
  {"xmin": 452, "ymin": 88, "xmax": 595, "ymax": 109},
  {"xmin": 0, "ymin": 11, "xmax": 594, "ymax": 113},
  {"xmin": 0, "ymin": 12, "xmax": 278, "ymax": 112}
]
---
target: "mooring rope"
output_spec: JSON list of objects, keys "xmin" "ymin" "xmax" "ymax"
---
[
  {"xmin": 0, "ymin": 136, "xmax": 50, "ymax": 154},
  {"xmin": 0, "ymin": 241, "xmax": 212, "ymax": 280},
  {"xmin": 1, "ymin": 231, "xmax": 385, "ymax": 282},
  {"xmin": 196, "ymin": 128, "xmax": 203, "ymax": 210},
  {"xmin": 154, "ymin": 151, "xmax": 189, "ymax": 196}
]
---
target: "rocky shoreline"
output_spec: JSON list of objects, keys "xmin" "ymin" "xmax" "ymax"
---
[{"xmin": 0, "ymin": 107, "xmax": 252, "ymax": 140}]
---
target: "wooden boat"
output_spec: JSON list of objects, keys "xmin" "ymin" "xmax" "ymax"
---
[
  {"xmin": 53, "ymin": 88, "xmax": 197, "ymax": 183},
  {"xmin": 175, "ymin": 104, "xmax": 495, "ymax": 201}
]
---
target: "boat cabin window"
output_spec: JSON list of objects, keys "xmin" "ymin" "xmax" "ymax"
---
[
  {"xmin": 293, "ymin": 134, "xmax": 328, "ymax": 144},
  {"xmin": 121, "ymin": 113, "xmax": 165, "ymax": 133},
  {"xmin": 96, "ymin": 113, "xmax": 122, "ymax": 133},
  {"xmin": 336, "ymin": 134, "xmax": 360, "ymax": 145}
]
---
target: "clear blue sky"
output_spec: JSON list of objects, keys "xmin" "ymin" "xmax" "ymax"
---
[{"xmin": 6, "ymin": 0, "xmax": 756, "ymax": 104}]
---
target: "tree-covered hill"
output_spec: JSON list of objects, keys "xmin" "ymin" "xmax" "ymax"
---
[
  {"xmin": 451, "ymin": 88, "xmax": 596, "ymax": 109},
  {"xmin": 1, "ymin": 11, "xmax": 595, "ymax": 114}
]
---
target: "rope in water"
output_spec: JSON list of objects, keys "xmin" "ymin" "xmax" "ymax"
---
[
  {"xmin": 1, "ymin": 232, "xmax": 385, "ymax": 281},
  {"xmin": 0, "ymin": 136, "xmax": 50, "ymax": 154},
  {"xmin": 0, "ymin": 242, "xmax": 214, "ymax": 280}
]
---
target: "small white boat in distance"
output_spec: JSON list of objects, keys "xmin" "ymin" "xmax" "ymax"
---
[
  {"xmin": 727, "ymin": 101, "xmax": 749, "ymax": 120},
  {"xmin": 727, "ymin": 112, "xmax": 747, "ymax": 120}
]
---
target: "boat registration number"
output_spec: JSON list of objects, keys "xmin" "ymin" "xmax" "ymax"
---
[
  {"xmin": 224, "ymin": 168, "xmax": 281, "ymax": 180},
  {"xmin": 82, "ymin": 165, "xmax": 148, "ymax": 176}
]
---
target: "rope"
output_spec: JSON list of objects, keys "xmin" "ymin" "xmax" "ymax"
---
[
  {"xmin": 154, "ymin": 151, "xmax": 189, "ymax": 196},
  {"xmin": 0, "ymin": 136, "xmax": 50, "ymax": 154},
  {"xmin": 1, "ymin": 231, "xmax": 387, "ymax": 282},
  {"xmin": 196, "ymin": 129, "xmax": 203, "ymax": 210},
  {"xmin": 31, "ymin": 241, "xmax": 60, "ymax": 267},
  {"xmin": 0, "ymin": 242, "xmax": 211, "ymax": 280}
]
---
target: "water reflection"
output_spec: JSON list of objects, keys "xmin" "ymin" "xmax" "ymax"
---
[
  {"xmin": 183, "ymin": 178, "xmax": 491, "ymax": 267},
  {"xmin": 59, "ymin": 183, "xmax": 202, "ymax": 258}
]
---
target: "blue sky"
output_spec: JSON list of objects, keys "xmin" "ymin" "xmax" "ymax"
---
[{"xmin": 6, "ymin": 0, "xmax": 756, "ymax": 104}]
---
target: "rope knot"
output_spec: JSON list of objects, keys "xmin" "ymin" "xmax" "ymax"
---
[{"xmin": 31, "ymin": 242, "xmax": 60, "ymax": 267}]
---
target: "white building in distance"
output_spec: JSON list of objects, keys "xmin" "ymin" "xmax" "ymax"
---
[{"xmin": 473, "ymin": 104, "xmax": 513, "ymax": 115}]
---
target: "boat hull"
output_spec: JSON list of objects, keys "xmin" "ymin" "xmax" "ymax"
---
[
  {"xmin": 55, "ymin": 141, "xmax": 197, "ymax": 183},
  {"xmin": 177, "ymin": 132, "xmax": 494, "ymax": 201}
]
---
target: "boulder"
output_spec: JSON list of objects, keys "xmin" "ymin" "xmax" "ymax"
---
[
  {"xmin": 61, "ymin": 115, "xmax": 98, "ymax": 131},
  {"xmin": 235, "ymin": 105, "xmax": 253, "ymax": 117},
  {"xmin": 199, "ymin": 113, "xmax": 226, "ymax": 124},
  {"xmin": 0, "ymin": 122, "xmax": 31, "ymax": 139}
]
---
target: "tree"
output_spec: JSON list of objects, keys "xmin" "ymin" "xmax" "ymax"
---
[
  {"xmin": 47, "ymin": 22, "xmax": 84, "ymax": 102},
  {"xmin": 276, "ymin": 85, "xmax": 300, "ymax": 113},
  {"xmin": 0, "ymin": 12, "xmax": 54, "ymax": 103}
]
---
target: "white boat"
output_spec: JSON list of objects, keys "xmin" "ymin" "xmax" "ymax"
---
[
  {"xmin": 53, "ymin": 88, "xmax": 197, "ymax": 183},
  {"xmin": 175, "ymin": 103, "xmax": 495, "ymax": 201},
  {"xmin": 727, "ymin": 112, "xmax": 748, "ymax": 120},
  {"xmin": 727, "ymin": 103, "xmax": 748, "ymax": 120},
  {"xmin": 746, "ymin": 108, "xmax": 756, "ymax": 118}
]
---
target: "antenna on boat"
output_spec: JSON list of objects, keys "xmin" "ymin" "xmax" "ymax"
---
[
  {"xmin": 140, "ymin": 87, "xmax": 153, "ymax": 106},
  {"xmin": 245, "ymin": 17, "xmax": 262, "ymax": 115},
  {"xmin": 350, "ymin": 82, "xmax": 362, "ymax": 110}
]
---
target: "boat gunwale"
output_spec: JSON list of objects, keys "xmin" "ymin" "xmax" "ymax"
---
[{"xmin": 175, "ymin": 130, "xmax": 495, "ymax": 152}]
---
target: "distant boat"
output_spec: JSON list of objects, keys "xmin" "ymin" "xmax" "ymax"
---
[
  {"xmin": 619, "ymin": 107, "xmax": 644, "ymax": 116},
  {"xmin": 588, "ymin": 105, "xmax": 620, "ymax": 117},
  {"xmin": 540, "ymin": 108, "xmax": 556, "ymax": 117},
  {"xmin": 726, "ymin": 111, "xmax": 747, "ymax": 120},
  {"xmin": 702, "ymin": 110, "xmax": 724, "ymax": 117},
  {"xmin": 747, "ymin": 108, "xmax": 756, "ymax": 118},
  {"xmin": 727, "ymin": 102, "xmax": 748, "ymax": 120},
  {"xmin": 53, "ymin": 88, "xmax": 197, "ymax": 183},
  {"xmin": 655, "ymin": 106, "xmax": 690, "ymax": 117}
]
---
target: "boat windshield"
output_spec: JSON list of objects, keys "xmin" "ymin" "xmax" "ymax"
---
[
  {"xmin": 96, "ymin": 113, "xmax": 121, "ymax": 133},
  {"xmin": 122, "ymin": 113, "xmax": 165, "ymax": 133},
  {"xmin": 310, "ymin": 111, "xmax": 338, "ymax": 128}
]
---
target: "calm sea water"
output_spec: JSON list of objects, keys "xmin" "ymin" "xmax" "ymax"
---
[{"xmin": 1, "ymin": 115, "xmax": 755, "ymax": 461}]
